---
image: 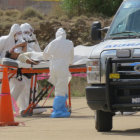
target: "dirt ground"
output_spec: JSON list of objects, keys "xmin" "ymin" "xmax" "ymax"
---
[{"xmin": 0, "ymin": 97, "xmax": 140, "ymax": 140}]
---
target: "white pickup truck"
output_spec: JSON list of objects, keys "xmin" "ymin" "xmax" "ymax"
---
[{"xmin": 86, "ymin": 0, "xmax": 140, "ymax": 132}]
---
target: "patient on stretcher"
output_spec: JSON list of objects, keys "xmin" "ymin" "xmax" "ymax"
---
[{"xmin": 5, "ymin": 42, "xmax": 39, "ymax": 65}]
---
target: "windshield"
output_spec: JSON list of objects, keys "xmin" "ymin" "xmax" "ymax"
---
[{"xmin": 106, "ymin": 0, "xmax": 140, "ymax": 39}]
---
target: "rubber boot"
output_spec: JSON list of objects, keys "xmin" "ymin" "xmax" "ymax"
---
[{"xmin": 51, "ymin": 96, "xmax": 70, "ymax": 118}]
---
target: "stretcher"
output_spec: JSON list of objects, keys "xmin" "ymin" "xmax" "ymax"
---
[{"xmin": 0, "ymin": 58, "xmax": 87, "ymax": 116}]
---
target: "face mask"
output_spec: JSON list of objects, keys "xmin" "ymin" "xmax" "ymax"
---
[
  {"xmin": 14, "ymin": 33, "xmax": 25, "ymax": 53},
  {"xmin": 23, "ymin": 34, "xmax": 32, "ymax": 42},
  {"xmin": 30, "ymin": 33, "xmax": 36, "ymax": 40},
  {"xmin": 14, "ymin": 33, "xmax": 25, "ymax": 44}
]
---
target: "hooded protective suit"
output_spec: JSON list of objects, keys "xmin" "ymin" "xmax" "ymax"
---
[
  {"xmin": 0, "ymin": 24, "xmax": 26, "ymax": 112},
  {"xmin": 43, "ymin": 28, "xmax": 74, "ymax": 118},
  {"xmin": 19, "ymin": 23, "xmax": 45, "ymax": 115},
  {"xmin": 20, "ymin": 23, "xmax": 41, "ymax": 52},
  {"xmin": 0, "ymin": 24, "xmax": 22, "ymax": 57}
]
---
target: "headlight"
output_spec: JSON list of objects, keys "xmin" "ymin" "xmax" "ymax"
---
[
  {"xmin": 87, "ymin": 59, "xmax": 100, "ymax": 84},
  {"xmin": 133, "ymin": 49, "xmax": 140, "ymax": 58}
]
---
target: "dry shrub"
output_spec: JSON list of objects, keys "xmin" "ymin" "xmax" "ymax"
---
[
  {"xmin": 5, "ymin": 9, "xmax": 20, "ymax": 17},
  {"xmin": 20, "ymin": 7, "xmax": 43, "ymax": 20},
  {"xmin": 48, "ymin": 3, "xmax": 65, "ymax": 18},
  {"xmin": 71, "ymin": 77, "xmax": 87, "ymax": 97},
  {"xmin": 0, "ymin": 9, "xmax": 4, "ymax": 16}
]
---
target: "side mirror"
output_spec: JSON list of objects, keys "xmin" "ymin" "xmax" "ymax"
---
[
  {"xmin": 100, "ymin": 26, "xmax": 110, "ymax": 33},
  {"xmin": 91, "ymin": 21, "xmax": 101, "ymax": 41}
]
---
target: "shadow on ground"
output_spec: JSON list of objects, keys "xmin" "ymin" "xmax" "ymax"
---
[
  {"xmin": 17, "ymin": 114, "xmax": 93, "ymax": 119},
  {"xmin": 103, "ymin": 128, "xmax": 140, "ymax": 136}
]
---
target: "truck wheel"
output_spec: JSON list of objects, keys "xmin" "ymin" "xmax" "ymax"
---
[{"xmin": 95, "ymin": 110, "xmax": 113, "ymax": 132}]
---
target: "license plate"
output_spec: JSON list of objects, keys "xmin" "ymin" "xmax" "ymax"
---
[{"xmin": 109, "ymin": 73, "xmax": 120, "ymax": 79}]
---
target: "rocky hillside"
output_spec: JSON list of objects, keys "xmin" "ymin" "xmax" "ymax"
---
[{"xmin": 0, "ymin": 9, "xmax": 112, "ymax": 50}]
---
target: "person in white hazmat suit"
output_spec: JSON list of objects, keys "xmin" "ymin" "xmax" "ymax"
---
[
  {"xmin": 0, "ymin": 24, "xmax": 28, "ymax": 114},
  {"xmin": 43, "ymin": 28, "xmax": 74, "ymax": 118},
  {"xmin": 20, "ymin": 23, "xmax": 41, "ymax": 52},
  {"xmin": 19, "ymin": 23, "xmax": 46, "ymax": 114}
]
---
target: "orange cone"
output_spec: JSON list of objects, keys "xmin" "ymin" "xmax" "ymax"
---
[{"xmin": 0, "ymin": 68, "xmax": 19, "ymax": 126}]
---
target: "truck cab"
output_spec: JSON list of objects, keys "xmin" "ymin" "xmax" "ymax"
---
[{"xmin": 86, "ymin": 0, "xmax": 140, "ymax": 132}]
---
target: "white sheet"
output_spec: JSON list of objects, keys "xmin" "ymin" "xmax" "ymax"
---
[
  {"xmin": 0, "ymin": 58, "xmax": 49, "ymax": 68},
  {"xmin": 30, "ymin": 52, "xmax": 44, "ymax": 61},
  {"xmin": 0, "ymin": 45, "xmax": 93, "ymax": 68},
  {"xmin": 73, "ymin": 45, "xmax": 93, "ymax": 65}
]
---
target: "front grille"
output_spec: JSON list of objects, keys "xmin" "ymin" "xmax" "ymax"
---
[
  {"xmin": 106, "ymin": 58, "xmax": 140, "ymax": 111},
  {"xmin": 112, "ymin": 59, "xmax": 140, "ymax": 79},
  {"xmin": 117, "ymin": 65, "xmax": 133, "ymax": 71}
]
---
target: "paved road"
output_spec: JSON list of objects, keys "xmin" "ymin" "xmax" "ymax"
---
[{"xmin": 0, "ymin": 97, "xmax": 140, "ymax": 140}]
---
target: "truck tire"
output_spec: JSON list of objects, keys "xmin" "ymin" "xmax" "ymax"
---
[{"xmin": 95, "ymin": 110, "xmax": 113, "ymax": 132}]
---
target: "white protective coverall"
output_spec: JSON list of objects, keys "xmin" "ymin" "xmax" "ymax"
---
[
  {"xmin": 19, "ymin": 23, "xmax": 46, "ymax": 114},
  {"xmin": 43, "ymin": 28, "xmax": 74, "ymax": 118},
  {"xmin": 0, "ymin": 24, "xmax": 23, "ymax": 58},
  {"xmin": 20, "ymin": 23, "xmax": 41, "ymax": 52},
  {"xmin": 0, "ymin": 24, "xmax": 26, "ymax": 112}
]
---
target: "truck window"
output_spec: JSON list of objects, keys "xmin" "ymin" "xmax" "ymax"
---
[
  {"xmin": 127, "ymin": 10, "xmax": 140, "ymax": 32},
  {"xmin": 106, "ymin": 0, "xmax": 140, "ymax": 39}
]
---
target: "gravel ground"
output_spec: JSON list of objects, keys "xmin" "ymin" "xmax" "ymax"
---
[{"xmin": 0, "ymin": 97, "xmax": 140, "ymax": 140}]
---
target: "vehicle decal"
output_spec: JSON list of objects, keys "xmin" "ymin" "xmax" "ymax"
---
[{"xmin": 105, "ymin": 43, "xmax": 140, "ymax": 48}]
